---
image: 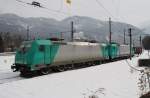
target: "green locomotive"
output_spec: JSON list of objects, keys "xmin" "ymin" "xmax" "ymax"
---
[{"xmin": 11, "ymin": 39, "xmax": 133, "ymax": 75}]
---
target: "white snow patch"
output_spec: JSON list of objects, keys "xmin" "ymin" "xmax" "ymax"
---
[
  {"xmin": 0, "ymin": 54, "xmax": 21, "ymax": 84},
  {"xmin": 0, "ymin": 55, "xmax": 14, "ymax": 72}
]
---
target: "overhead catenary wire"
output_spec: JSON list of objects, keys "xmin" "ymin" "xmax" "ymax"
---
[
  {"xmin": 94, "ymin": 0, "xmax": 128, "ymax": 25},
  {"xmin": 111, "ymin": 0, "xmax": 120, "ymax": 20},
  {"xmin": 95, "ymin": 0, "xmax": 119, "ymax": 21},
  {"xmin": 14, "ymin": 0, "xmax": 75, "ymax": 38},
  {"xmin": 15, "ymin": 0, "xmax": 131, "ymax": 42},
  {"xmin": 58, "ymin": 0, "xmax": 63, "ymax": 13},
  {"xmin": 15, "ymin": 0, "xmax": 122, "ymax": 23},
  {"xmin": 15, "ymin": 0, "xmax": 27, "ymax": 4},
  {"xmin": 112, "ymin": 0, "xmax": 130, "ymax": 31},
  {"xmin": 94, "ymin": 0, "xmax": 128, "ymax": 40},
  {"xmin": 95, "ymin": 0, "xmax": 129, "ymax": 34},
  {"xmin": 14, "ymin": 0, "xmax": 70, "ymax": 16}
]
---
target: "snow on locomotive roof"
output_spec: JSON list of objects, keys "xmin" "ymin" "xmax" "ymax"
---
[
  {"xmin": 120, "ymin": 44, "xmax": 129, "ymax": 46},
  {"xmin": 67, "ymin": 42, "xmax": 99, "ymax": 46}
]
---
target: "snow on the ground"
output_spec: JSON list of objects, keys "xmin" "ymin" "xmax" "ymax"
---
[
  {"xmin": 0, "ymin": 54, "xmax": 22, "ymax": 84},
  {"xmin": 0, "ymin": 55, "xmax": 14, "ymax": 72},
  {"xmin": 0, "ymin": 52, "xmax": 145, "ymax": 98}
]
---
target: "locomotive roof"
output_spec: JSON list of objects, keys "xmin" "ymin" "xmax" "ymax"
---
[
  {"xmin": 35, "ymin": 40, "xmax": 52, "ymax": 45},
  {"xmin": 67, "ymin": 42, "xmax": 99, "ymax": 46},
  {"xmin": 24, "ymin": 39, "xmax": 122, "ymax": 46}
]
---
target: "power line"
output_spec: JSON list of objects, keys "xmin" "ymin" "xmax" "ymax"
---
[
  {"xmin": 95, "ymin": 0, "xmax": 119, "ymax": 21},
  {"xmin": 14, "ymin": 0, "xmax": 70, "ymax": 16},
  {"xmin": 15, "ymin": 0, "xmax": 129, "ymax": 40},
  {"xmin": 94, "ymin": 0, "xmax": 136, "ymax": 46},
  {"xmin": 95, "ymin": 0, "xmax": 128, "ymax": 24},
  {"xmin": 111, "ymin": 0, "xmax": 120, "ymax": 19},
  {"xmin": 94, "ymin": 0, "xmax": 124, "ymax": 36},
  {"xmin": 116, "ymin": 0, "xmax": 120, "ymax": 19},
  {"xmin": 58, "ymin": 0, "xmax": 63, "ymax": 13},
  {"xmin": 15, "ymin": 0, "xmax": 26, "ymax": 4}
]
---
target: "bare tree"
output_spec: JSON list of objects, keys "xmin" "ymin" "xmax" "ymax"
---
[{"xmin": 0, "ymin": 33, "xmax": 4, "ymax": 52}]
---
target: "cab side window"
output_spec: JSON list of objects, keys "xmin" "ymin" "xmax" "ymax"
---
[{"xmin": 39, "ymin": 45, "xmax": 45, "ymax": 52}]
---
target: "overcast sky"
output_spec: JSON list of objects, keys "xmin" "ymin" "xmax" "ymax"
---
[{"xmin": 0, "ymin": 0, "xmax": 150, "ymax": 27}]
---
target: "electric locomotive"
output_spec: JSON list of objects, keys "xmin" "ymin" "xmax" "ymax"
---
[{"xmin": 11, "ymin": 39, "xmax": 134, "ymax": 76}]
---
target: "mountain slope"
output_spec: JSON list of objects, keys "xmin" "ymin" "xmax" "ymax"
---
[
  {"xmin": 0, "ymin": 13, "xmax": 143, "ymax": 44},
  {"xmin": 139, "ymin": 21, "xmax": 150, "ymax": 34}
]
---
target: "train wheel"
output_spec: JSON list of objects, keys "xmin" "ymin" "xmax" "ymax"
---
[
  {"xmin": 57, "ymin": 65, "xmax": 66, "ymax": 72},
  {"xmin": 20, "ymin": 71, "xmax": 33, "ymax": 78},
  {"xmin": 40, "ymin": 68, "xmax": 51, "ymax": 75}
]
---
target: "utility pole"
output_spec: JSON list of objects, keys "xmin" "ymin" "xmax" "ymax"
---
[
  {"xmin": 128, "ymin": 28, "xmax": 132, "ymax": 60},
  {"xmin": 109, "ymin": 18, "xmax": 112, "ymax": 44},
  {"xmin": 140, "ymin": 35, "xmax": 142, "ymax": 47},
  {"xmin": 71, "ymin": 21, "xmax": 74, "ymax": 42},
  {"xmin": 133, "ymin": 39, "xmax": 135, "ymax": 47},
  {"xmin": 109, "ymin": 17, "xmax": 112, "ymax": 61},
  {"xmin": 60, "ymin": 32, "xmax": 63, "ymax": 42},
  {"xmin": 124, "ymin": 29, "xmax": 126, "ymax": 44},
  {"xmin": 27, "ymin": 26, "xmax": 29, "ymax": 41}
]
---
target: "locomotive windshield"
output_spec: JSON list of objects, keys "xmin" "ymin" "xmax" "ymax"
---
[{"xmin": 18, "ymin": 41, "xmax": 32, "ymax": 53}]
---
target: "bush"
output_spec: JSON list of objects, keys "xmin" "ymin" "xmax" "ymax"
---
[{"xmin": 140, "ymin": 92, "xmax": 150, "ymax": 98}]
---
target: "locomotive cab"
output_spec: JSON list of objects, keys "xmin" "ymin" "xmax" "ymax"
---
[
  {"xmin": 11, "ymin": 39, "xmax": 59, "ymax": 73},
  {"xmin": 11, "ymin": 41, "xmax": 33, "ymax": 72}
]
